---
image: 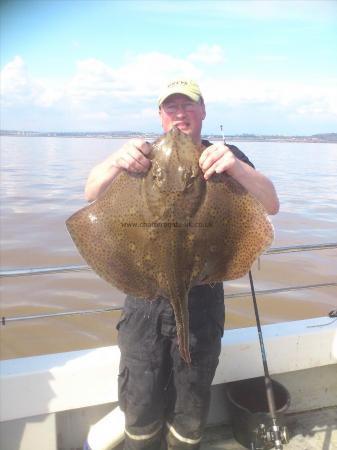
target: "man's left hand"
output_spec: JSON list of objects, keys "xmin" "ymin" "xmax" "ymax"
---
[{"xmin": 199, "ymin": 143, "xmax": 238, "ymax": 180}]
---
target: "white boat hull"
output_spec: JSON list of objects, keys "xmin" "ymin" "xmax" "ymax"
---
[{"xmin": 1, "ymin": 316, "xmax": 336, "ymax": 450}]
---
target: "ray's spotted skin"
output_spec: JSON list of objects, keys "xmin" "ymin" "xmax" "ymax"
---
[{"xmin": 66, "ymin": 127, "xmax": 274, "ymax": 364}]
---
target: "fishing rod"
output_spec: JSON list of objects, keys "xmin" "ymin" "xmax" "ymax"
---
[
  {"xmin": 220, "ymin": 124, "xmax": 225, "ymax": 143},
  {"xmin": 219, "ymin": 124, "xmax": 288, "ymax": 448},
  {"xmin": 248, "ymin": 270, "xmax": 289, "ymax": 450}
]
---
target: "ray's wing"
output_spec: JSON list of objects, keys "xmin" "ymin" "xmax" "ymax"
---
[
  {"xmin": 194, "ymin": 173, "xmax": 274, "ymax": 283},
  {"xmin": 66, "ymin": 172, "xmax": 158, "ymax": 298}
]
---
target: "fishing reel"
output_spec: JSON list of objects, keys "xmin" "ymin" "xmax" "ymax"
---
[{"xmin": 250, "ymin": 422, "xmax": 289, "ymax": 450}]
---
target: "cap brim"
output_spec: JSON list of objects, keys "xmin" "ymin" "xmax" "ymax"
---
[{"xmin": 158, "ymin": 89, "xmax": 200, "ymax": 106}]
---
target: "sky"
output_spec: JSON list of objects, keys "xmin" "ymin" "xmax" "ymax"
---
[{"xmin": 1, "ymin": 0, "xmax": 337, "ymax": 135}]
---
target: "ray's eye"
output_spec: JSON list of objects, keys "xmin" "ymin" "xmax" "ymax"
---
[
  {"xmin": 183, "ymin": 171, "xmax": 192, "ymax": 189},
  {"xmin": 184, "ymin": 168, "xmax": 198, "ymax": 189},
  {"xmin": 152, "ymin": 163, "xmax": 165, "ymax": 184}
]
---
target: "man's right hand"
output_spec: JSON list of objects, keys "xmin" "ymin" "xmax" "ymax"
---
[
  {"xmin": 112, "ymin": 139, "xmax": 152, "ymax": 173},
  {"xmin": 85, "ymin": 139, "xmax": 152, "ymax": 202}
]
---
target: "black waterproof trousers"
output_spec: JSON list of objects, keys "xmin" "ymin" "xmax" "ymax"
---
[{"xmin": 117, "ymin": 284, "xmax": 224, "ymax": 450}]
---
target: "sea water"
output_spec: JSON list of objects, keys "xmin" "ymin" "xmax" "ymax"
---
[{"xmin": 1, "ymin": 137, "xmax": 336, "ymax": 358}]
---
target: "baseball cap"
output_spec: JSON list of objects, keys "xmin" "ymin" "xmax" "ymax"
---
[{"xmin": 158, "ymin": 79, "xmax": 203, "ymax": 106}]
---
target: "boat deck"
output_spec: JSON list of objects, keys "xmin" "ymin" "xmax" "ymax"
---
[
  {"xmin": 112, "ymin": 406, "xmax": 337, "ymax": 449},
  {"xmin": 201, "ymin": 406, "xmax": 337, "ymax": 450}
]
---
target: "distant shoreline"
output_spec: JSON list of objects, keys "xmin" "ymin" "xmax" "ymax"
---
[{"xmin": 1, "ymin": 130, "xmax": 336, "ymax": 143}]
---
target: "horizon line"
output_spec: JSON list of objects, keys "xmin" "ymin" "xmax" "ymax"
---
[{"xmin": 1, "ymin": 129, "xmax": 336, "ymax": 138}]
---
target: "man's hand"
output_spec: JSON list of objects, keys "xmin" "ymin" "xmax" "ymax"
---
[
  {"xmin": 199, "ymin": 143, "xmax": 279, "ymax": 215},
  {"xmin": 199, "ymin": 143, "xmax": 238, "ymax": 180},
  {"xmin": 85, "ymin": 139, "xmax": 152, "ymax": 202},
  {"xmin": 113, "ymin": 139, "xmax": 152, "ymax": 173}
]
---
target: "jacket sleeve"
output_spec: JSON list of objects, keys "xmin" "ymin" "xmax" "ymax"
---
[
  {"xmin": 201, "ymin": 139, "xmax": 255, "ymax": 169},
  {"xmin": 227, "ymin": 144, "xmax": 255, "ymax": 169}
]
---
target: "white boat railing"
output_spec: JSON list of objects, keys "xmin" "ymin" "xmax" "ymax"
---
[
  {"xmin": 1, "ymin": 242, "xmax": 336, "ymax": 278},
  {"xmin": 1, "ymin": 242, "xmax": 336, "ymax": 325}
]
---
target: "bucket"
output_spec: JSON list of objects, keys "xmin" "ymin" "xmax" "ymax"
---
[
  {"xmin": 226, "ymin": 377, "xmax": 290, "ymax": 449},
  {"xmin": 84, "ymin": 406, "xmax": 125, "ymax": 450}
]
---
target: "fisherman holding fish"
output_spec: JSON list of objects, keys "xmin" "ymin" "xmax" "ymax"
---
[{"xmin": 84, "ymin": 80, "xmax": 279, "ymax": 450}]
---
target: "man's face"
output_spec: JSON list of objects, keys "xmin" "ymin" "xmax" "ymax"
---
[{"xmin": 159, "ymin": 94, "xmax": 206, "ymax": 144}]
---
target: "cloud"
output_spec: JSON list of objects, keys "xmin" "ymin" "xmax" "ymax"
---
[
  {"xmin": 64, "ymin": 53, "xmax": 200, "ymax": 106},
  {"xmin": 81, "ymin": 111, "xmax": 111, "ymax": 121},
  {"xmin": 1, "ymin": 52, "xmax": 336, "ymax": 132},
  {"xmin": 1, "ymin": 55, "xmax": 63, "ymax": 108},
  {"xmin": 66, "ymin": 58, "xmax": 119, "ymax": 105},
  {"xmin": 201, "ymin": 77, "xmax": 337, "ymax": 118},
  {"xmin": 188, "ymin": 45, "xmax": 226, "ymax": 65},
  {"xmin": 1, "ymin": 56, "xmax": 37, "ymax": 106}
]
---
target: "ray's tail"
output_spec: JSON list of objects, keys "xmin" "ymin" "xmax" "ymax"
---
[{"xmin": 170, "ymin": 291, "xmax": 191, "ymax": 365}]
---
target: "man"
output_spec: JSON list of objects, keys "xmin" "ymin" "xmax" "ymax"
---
[{"xmin": 85, "ymin": 79, "xmax": 279, "ymax": 450}]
